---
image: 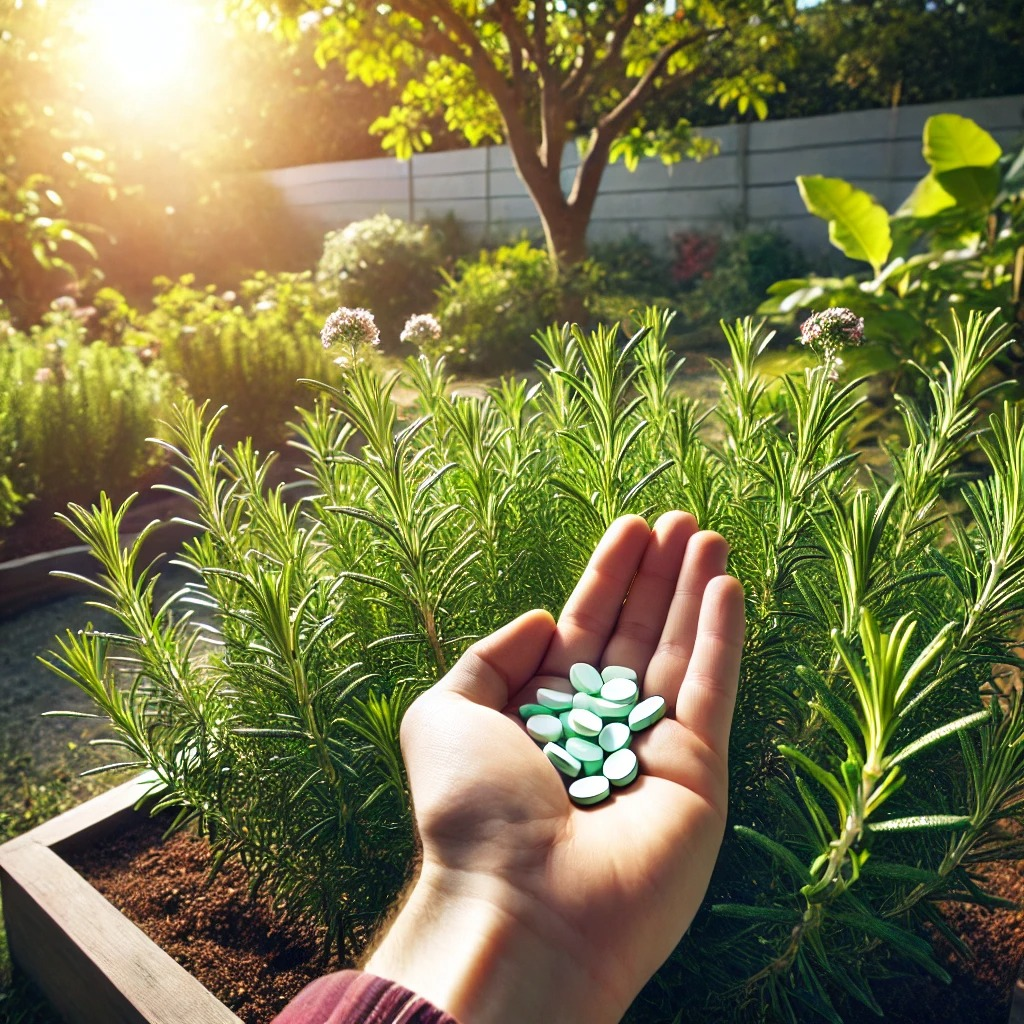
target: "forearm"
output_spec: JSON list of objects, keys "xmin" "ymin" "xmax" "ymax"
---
[{"xmin": 364, "ymin": 862, "xmax": 626, "ymax": 1024}]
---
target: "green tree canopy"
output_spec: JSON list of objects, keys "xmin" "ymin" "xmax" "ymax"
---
[{"xmin": 244, "ymin": 0, "xmax": 792, "ymax": 269}]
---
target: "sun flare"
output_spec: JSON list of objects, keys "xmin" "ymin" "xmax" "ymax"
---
[{"xmin": 77, "ymin": 0, "xmax": 200, "ymax": 96}]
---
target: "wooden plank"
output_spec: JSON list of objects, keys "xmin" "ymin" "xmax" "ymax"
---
[{"xmin": 2, "ymin": 842, "xmax": 240, "ymax": 1024}]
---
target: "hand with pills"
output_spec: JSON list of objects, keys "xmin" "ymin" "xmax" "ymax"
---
[{"xmin": 364, "ymin": 512, "xmax": 745, "ymax": 1024}]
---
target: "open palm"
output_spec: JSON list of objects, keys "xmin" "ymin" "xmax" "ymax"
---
[{"xmin": 371, "ymin": 512, "xmax": 745, "ymax": 1024}]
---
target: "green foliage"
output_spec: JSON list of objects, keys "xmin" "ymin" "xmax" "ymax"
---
[
  {"xmin": 764, "ymin": 114, "xmax": 1024, "ymax": 368},
  {"xmin": 316, "ymin": 215, "xmax": 455, "ymax": 351},
  {"xmin": 0, "ymin": 304, "xmax": 175, "ymax": 518},
  {"xmin": 47, "ymin": 302, "xmax": 1024, "ymax": 1018},
  {"xmin": 431, "ymin": 241, "xmax": 569, "ymax": 371},
  {"xmin": 141, "ymin": 272, "xmax": 337, "ymax": 449}
]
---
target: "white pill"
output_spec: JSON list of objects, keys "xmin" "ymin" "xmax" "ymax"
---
[
  {"xmin": 537, "ymin": 687, "xmax": 574, "ymax": 712},
  {"xmin": 568, "ymin": 775, "xmax": 610, "ymax": 806},
  {"xmin": 602, "ymin": 665, "xmax": 638, "ymax": 683},
  {"xmin": 629, "ymin": 695, "xmax": 667, "ymax": 732},
  {"xmin": 526, "ymin": 714, "xmax": 563, "ymax": 744},
  {"xmin": 569, "ymin": 662, "xmax": 604, "ymax": 695},
  {"xmin": 600, "ymin": 678, "xmax": 639, "ymax": 704},
  {"xmin": 543, "ymin": 741, "xmax": 581, "ymax": 778},
  {"xmin": 572, "ymin": 691, "xmax": 594, "ymax": 710},
  {"xmin": 567, "ymin": 708, "xmax": 602, "ymax": 737},
  {"xmin": 603, "ymin": 747, "xmax": 639, "ymax": 787},
  {"xmin": 598, "ymin": 722, "xmax": 632, "ymax": 753}
]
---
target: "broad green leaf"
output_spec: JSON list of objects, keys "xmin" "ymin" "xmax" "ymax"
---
[
  {"xmin": 923, "ymin": 114, "xmax": 1001, "ymax": 174},
  {"xmin": 935, "ymin": 164, "xmax": 1001, "ymax": 210},
  {"xmin": 797, "ymin": 175, "xmax": 892, "ymax": 274},
  {"xmin": 895, "ymin": 172, "xmax": 956, "ymax": 218}
]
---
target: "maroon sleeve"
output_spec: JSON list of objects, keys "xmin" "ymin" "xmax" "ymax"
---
[{"xmin": 271, "ymin": 970, "xmax": 463, "ymax": 1024}]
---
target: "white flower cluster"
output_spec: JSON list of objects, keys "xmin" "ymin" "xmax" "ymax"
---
[
  {"xmin": 320, "ymin": 307, "xmax": 380, "ymax": 351},
  {"xmin": 400, "ymin": 313, "xmax": 442, "ymax": 347},
  {"xmin": 799, "ymin": 308, "xmax": 865, "ymax": 381}
]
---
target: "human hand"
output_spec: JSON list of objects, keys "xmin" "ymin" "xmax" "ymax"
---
[{"xmin": 364, "ymin": 512, "xmax": 745, "ymax": 1024}]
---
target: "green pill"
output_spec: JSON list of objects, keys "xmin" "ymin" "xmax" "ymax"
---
[
  {"xmin": 565, "ymin": 737, "xmax": 604, "ymax": 773},
  {"xmin": 526, "ymin": 714, "xmax": 563, "ymax": 744},
  {"xmin": 537, "ymin": 687, "xmax": 574, "ymax": 712},
  {"xmin": 518, "ymin": 703, "xmax": 549, "ymax": 720},
  {"xmin": 568, "ymin": 775, "xmax": 610, "ymax": 806},
  {"xmin": 543, "ymin": 741, "xmax": 581, "ymax": 778},
  {"xmin": 569, "ymin": 662, "xmax": 604, "ymax": 695},
  {"xmin": 559, "ymin": 711, "xmax": 580, "ymax": 740},
  {"xmin": 629, "ymin": 695, "xmax": 667, "ymax": 732},
  {"xmin": 602, "ymin": 665, "xmax": 638, "ymax": 684},
  {"xmin": 598, "ymin": 722, "xmax": 632, "ymax": 753},
  {"xmin": 603, "ymin": 747, "xmax": 639, "ymax": 787},
  {"xmin": 601, "ymin": 678, "xmax": 639, "ymax": 705}
]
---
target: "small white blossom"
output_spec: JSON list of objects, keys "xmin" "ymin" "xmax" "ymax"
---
[
  {"xmin": 321, "ymin": 307, "xmax": 380, "ymax": 351},
  {"xmin": 400, "ymin": 313, "xmax": 442, "ymax": 347}
]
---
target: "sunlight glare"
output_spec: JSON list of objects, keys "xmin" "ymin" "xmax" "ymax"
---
[{"xmin": 78, "ymin": 0, "xmax": 199, "ymax": 96}]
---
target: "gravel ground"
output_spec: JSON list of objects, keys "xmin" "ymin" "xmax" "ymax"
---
[{"xmin": 0, "ymin": 561, "xmax": 196, "ymax": 776}]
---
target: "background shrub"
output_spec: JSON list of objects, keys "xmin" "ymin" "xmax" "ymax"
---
[
  {"xmin": 432, "ymin": 239, "xmax": 570, "ymax": 371},
  {"xmin": 317, "ymin": 214, "xmax": 452, "ymax": 351},
  {"xmin": 142, "ymin": 271, "xmax": 336, "ymax": 449},
  {"xmin": 1, "ymin": 304, "xmax": 175, "ymax": 517}
]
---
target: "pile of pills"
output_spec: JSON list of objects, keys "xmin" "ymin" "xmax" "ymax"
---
[{"xmin": 518, "ymin": 663, "xmax": 666, "ymax": 807}]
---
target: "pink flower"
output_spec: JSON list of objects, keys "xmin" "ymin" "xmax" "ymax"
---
[
  {"xmin": 34, "ymin": 367, "xmax": 54, "ymax": 384},
  {"xmin": 321, "ymin": 307, "xmax": 380, "ymax": 352},
  {"xmin": 400, "ymin": 314, "xmax": 442, "ymax": 347}
]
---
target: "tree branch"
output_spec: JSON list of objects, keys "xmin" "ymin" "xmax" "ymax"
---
[
  {"xmin": 597, "ymin": 28, "xmax": 724, "ymax": 139},
  {"xmin": 565, "ymin": 0, "xmax": 648, "ymax": 106}
]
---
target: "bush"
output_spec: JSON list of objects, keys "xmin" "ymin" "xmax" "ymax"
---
[
  {"xmin": 672, "ymin": 227, "xmax": 810, "ymax": 331},
  {"xmin": 141, "ymin": 271, "xmax": 336, "ymax": 449},
  {"xmin": 49, "ymin": 303, "xmax": 1024, "ymax": 1021},
  {"xmin": 317, "ymin": 214, "xmax": 450, "ymax": 351},
  {"xmin": 0, "ymin": 301, "xmax": 175, "ymax": 517},
  {"xmin": 432, "ymin": 240, "xmax": 569, "ymax": 371}
]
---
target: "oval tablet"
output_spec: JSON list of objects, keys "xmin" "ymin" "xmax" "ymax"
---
[
  {"xmin": 543, "ymin": 741, "xmax": 581, "ymax": 778},
  {"xmin": 565, "ymin": 737, "xmax": 604, "ymax": 767},
  {"xmin": 603, "ymin": 747, "xmax": 639, "ymax": 787},
  {"xmin": 567, "ymin": 708, "xmax": 602, "ymax": 738},
  {"xmin": 568, "ymin": 775, "xmax": 610, "ymax": 806},
  {"xmin": 629, "ymin": 695, "xmax": 667, "ymax": 732},
  {"xmin": 526, "ymin": 714, "xmax": 563, "ymax": 744},
  {"xmin": 602, "ymin": 665, "xmax": 638, "ymax": 683},
  {"xmin": 537, "ymin": 687, "xmax": 574, "ymax": 712},
  {"xmin": 517, "ymin": 703, "xmax": 549, "ymax": 720},
  {"xmin": 569, "ymin": 662, "xmax": 604, "ymax": 695},
  {"xmin": 598, "ymin": 722, "xmax": 632, "ymax": 753},
  {"xmin": 588, "ymin": 696, "xmax": 632, "ymax": 720},
  {"xmin": 559, "ymin": 711, "xmax": 580, "ymax": 740},
  {"xmin": 572, "ymin": 691, "xmax": 595, "ymax": 710},
  {"xmin": 600, "ymin": 678, "xmax": 639, "ymax": 704}
]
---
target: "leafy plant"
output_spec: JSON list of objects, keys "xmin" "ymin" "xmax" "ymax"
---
[
  {"xmin": 763, "ymin": 113, "xmax": 1024, "ymax": 370},
  {"xmin": 46, "ymin": 305, "xmax": 1024, "ymax": 1021}
]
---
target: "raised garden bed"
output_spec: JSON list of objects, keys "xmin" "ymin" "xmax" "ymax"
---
[{"xmin": 5, "ymin": 776, "xmax": 1024, "ymax": 1024}]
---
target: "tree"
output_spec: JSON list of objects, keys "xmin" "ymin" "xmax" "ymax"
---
[{"xmin": 245, "ymin": 0, "xmax": 791, "ymax": 271}]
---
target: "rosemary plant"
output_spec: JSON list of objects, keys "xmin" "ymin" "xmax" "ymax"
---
[{"xmin": 45, "ymin": 308, "xmax": 1024, "ymax": 1020}]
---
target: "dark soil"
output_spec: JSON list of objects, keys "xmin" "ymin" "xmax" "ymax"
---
[
  {"xmin": 67, "ymin": 812, "xmax": 1024, "ymax": 1024},
  {"xmin": 68, "ymin": 815, "xmax": 340, "ymax": 1024}
]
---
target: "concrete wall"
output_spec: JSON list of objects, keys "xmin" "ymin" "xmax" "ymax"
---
[{"xmin": 263, "ymin": 94, "xmax": 1024, "ymax": 256}]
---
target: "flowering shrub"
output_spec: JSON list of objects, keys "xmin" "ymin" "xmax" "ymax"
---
[
  {"xmin": 50, "ymin": 303, "xmax": 1024, "ymax": 1021},
  {"xmin": 317, "ymin": 214, "xmax": 449, "ymax": 351}
]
